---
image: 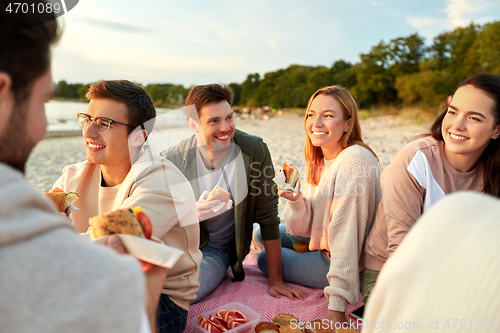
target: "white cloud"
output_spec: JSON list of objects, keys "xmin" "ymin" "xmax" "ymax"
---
[
  {"xmin": 444, "ymin": 0, "xmax": 493, "ymax": 27},
  {"xmin": 407, "ymin": 17, "xmax": 442, "ymax": 28}
]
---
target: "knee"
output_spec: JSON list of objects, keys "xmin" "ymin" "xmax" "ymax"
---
[{"xmin": 257, "ymin": 251, "xmax": 269, "ymax": 276}]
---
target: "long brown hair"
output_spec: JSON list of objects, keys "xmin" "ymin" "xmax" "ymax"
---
[
  {"xmin": 304, "ymin": 85, "xmax": 378, "ymax": 185},
  {"xmin": 430, "ymin": 73, "xmax": 500, "ymax": 197}
]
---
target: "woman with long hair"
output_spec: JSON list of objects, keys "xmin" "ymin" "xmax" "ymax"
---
[
  {"xmin": 363, "ymin": 73, "xmax": 500, "ymax": 304},
  {"xmin": 255, "ymin": 85, "xmax": 381, "ymax": 325}
]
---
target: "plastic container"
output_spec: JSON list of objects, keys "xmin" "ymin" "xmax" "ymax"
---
[{"xmin": 192, "ymin": 302, "xmax": 261, "ymax": 333}]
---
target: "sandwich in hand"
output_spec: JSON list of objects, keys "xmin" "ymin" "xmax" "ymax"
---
[
  {"xmin": 207, "ymin": 185, "xmax": 231, "ymax": 203},
  {"xmin": 43, "ymin": 187, "xmax": 79, "ymax": 214},
  {"xmin": 283, "ymin": 162, "xmax": 299, "ymax": 188},
  {"xmin": 89, "ymin": 207, "xmax": 153, "ymax": 240}
]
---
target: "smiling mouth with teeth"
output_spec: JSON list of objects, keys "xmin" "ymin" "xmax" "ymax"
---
[
  {"xmin": 312, "ymin": 132, "xmax": 328, "ymax": 135},
  {"xmin": 216, "ymin": 134, "xmax": 230, "ymax": 140},
  {"xmin": 88, "ymin": 143, "xmax": 105, "ymax": 148},
  {"xmin": 450, "ymin": 133, "xmax": 469, "ymax": 141}
]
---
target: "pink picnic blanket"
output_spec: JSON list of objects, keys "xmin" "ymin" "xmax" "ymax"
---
[{"xmin": 184, "ymin": 252, "xmax": 362, "ymax": 332}]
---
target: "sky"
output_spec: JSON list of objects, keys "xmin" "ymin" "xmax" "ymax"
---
[{"xmin": 52, "ymin": 0, "xmax": 500, "ymax": 87}]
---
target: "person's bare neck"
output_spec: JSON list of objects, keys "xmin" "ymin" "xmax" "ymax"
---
[
  {"xmin": 444, "ymin": 148, "xmax": 482, "ymax": 173},
  {"xmin": 100, "ymin": 164, "xmax": 130, "ymax": 187},
  {"xmin": 198, "ymin": 145, "xmax": 228, "ymax": 169},
  {"xmin": 100, "ymin": 148, "xmax": 139, "ymax": 187}
]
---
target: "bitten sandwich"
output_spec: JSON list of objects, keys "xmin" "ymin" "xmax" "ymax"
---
[
  {"xmin": 282, "ymin": 162, "xmax": 299, "ymax": 188},
  {"xmin": 43, "ymin": 187, "xmax": 79, "ymax": 213},
  {"xmin": 88, "ymin": 207, "xmax": 152, "ymax": 240}
]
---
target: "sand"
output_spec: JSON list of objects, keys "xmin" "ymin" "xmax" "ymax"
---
[{"xmin": 25, "ymin": 114, "xmax": 430, "ymax": 195}]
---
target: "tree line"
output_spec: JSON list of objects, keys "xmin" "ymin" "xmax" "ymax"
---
[{"xmin": 54, "ymin": 21, "xmax": 499, "ymax": 110}]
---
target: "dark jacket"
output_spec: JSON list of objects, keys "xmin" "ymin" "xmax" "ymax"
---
[{"xmin": 162, "ymin": 129, "xmax": 280, "ymax": 281}]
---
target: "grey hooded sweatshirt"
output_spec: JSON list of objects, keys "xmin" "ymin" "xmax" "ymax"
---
[{"xmin": 0, "ymin": 163, "xmax": 145, "ymax": 332}]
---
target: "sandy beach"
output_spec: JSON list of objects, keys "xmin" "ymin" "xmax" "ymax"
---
[{"xmin": 25, "ymin": 113, "xmax": 429, "ymax": 200}]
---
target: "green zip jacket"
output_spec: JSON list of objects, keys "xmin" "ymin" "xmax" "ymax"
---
[{"xmin": 161, "ymin": 129, "xmax": 280, "ymax": 281}]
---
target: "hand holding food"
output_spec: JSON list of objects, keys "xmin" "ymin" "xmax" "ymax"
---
[
  {"xmin": 207, "ymin": 185, "xmax": 231, "ymax": 203},
  {"xmin": 272, "ymin": 162, "xmax": 300, "ymax": 195},
  {"xmin": 43, "ymin": 187, "xmax": 79, "ymax": 215}
]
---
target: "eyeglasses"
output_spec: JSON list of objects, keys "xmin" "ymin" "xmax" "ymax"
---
[{"xmin": 76, "ymin": 113, "xmax": 136, "ymax": 134}]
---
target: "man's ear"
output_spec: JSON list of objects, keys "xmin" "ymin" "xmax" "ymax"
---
[
  {"xmin": 188, "ymin": 118, "xmax": 201, "ymax": 134},
  {"xmin": 129, "ymin": 129, "xmax": 147, "ymax": 147},
  {"xmin": 0, "ymin": 73, "xmax": 14, "ymax": 134}
]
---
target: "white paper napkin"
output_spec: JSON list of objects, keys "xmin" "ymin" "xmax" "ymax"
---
[
  {"xmin": 80, "ymin": 233, "xmax": 183, "ymax": 269},
  {"xmin": 199, "ymin": 190, "xmax": 233, "ymax": 212}
]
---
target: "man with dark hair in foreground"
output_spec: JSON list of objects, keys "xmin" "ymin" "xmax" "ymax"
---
[{"xmin": 0, "ymin": 2, "xmax": 166, "ymax": 332}]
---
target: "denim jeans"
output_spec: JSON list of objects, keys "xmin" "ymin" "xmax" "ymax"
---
[
  {"xmin": 191, "ymin": 245, "xmax": 231, "ymax": 304},
  {"xmin": 156, "ymin": 294, "xmax": 188, "ymax": 333},
  {"xmin": 254, "ymin": 223, "xmax": 330, "ymax": 289}
]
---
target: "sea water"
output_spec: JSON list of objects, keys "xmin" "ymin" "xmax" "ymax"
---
[{"xmin": 46, "ymin": 100, "xmax": 186, "ymax": 133}]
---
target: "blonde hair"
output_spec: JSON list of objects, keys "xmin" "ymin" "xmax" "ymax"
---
[{"xmin": 304, "ymin": 85, "xmax": 378, "ymax": 185}]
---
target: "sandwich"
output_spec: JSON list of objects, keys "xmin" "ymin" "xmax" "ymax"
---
[
  {"xmin": 282, "ymin": 162, "xmax": 299, "ymax": 188},
  {"xmin": 88, "ymin": 207, "xmax": 152, "ymax": 240},
  {"xmin": 272, "ymin": 313, "xmax": 299, "ymax": 328},
  {"xmin": 43, "ymin": 187, "xmax": 79, "ymax": 213},
  {"xmin": 207, "ymin": 185, "xmax": 231, "ymax": 203},
  {"xmin": 255, "ymin": 322, "xmax": 279, "ymax": 333}
]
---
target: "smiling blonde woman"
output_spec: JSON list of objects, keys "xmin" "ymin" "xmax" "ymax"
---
[
  {"xmin": 255, "ymin": 85, "xmax": 381, "ymax": 326},
  {"xmin": 363, "ymin": 73, "xmax": 500, "ymax": 304}
]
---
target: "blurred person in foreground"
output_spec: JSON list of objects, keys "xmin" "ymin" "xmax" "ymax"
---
[
  {"xmin": 363, "ymin": 192, "xmax": 500, "ymax": 333},
  {"xmin": 0, "ymin": 2, "xmax": 166, "ymax": 332},
  {"xmin": 162, "ymin": 84, "xmax": 306, "ymax": 303}
]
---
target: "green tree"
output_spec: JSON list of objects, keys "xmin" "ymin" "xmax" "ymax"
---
[
  {"xmin": 429, "ymin": 24, "xmax": 479, "ymax": 82},
  {"xmin": 240, "ymin": 73, "xmax": 261, "ymax": 106},
  {"xmin": 167, "ymin": 84, "xmax": 188, "ymax": 106},
  {"xmin": 77, "ymin": 84, "xmax": 91, "ymax": 99},
  {"xmin": 228, "ymin": 83, "xmax": 242, "ymax": 106},
  {"xmin": 472, "ymin": 21, "xmax": 500, "ymax": 75}
]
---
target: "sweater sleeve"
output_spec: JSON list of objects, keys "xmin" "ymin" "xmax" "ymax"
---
[
  {"xmin": 378, "ymin": 146, "xmax": 426, "ymax": 258},
  {"xmin": 121, "ymin": 162, "xmax": 198, "ymax": 240},
  {"xmin": 324, "ymin": 148, "xmax": 380, "ymax": 312},
  {"xmin": 284, "ymin": 189, "xmax": 314, "ymax": 237}
]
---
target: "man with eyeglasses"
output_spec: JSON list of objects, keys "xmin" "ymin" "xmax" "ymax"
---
[
  {"xmin": 52, "ymin": 80, "xmax": 202, "ymax": 333},
  {"xmin": 0, "ymin": 2, "xmax": 169, "ymax": 333}
]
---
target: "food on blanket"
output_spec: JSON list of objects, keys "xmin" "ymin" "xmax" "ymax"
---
[
  {"xmin": 43, "ymin": 187, "xmax": 79, "ymax": 213},
  {"xmin": 279, "ymin": 324, "xmax": 302, "ymax": 333},
  {"xmin": 197, "ymin": 308, "xmax": 250, "ymax": 332},
  {"xmin": 282, "ymin": 162, "xmax": 299, "ymax": 188},
  {"xmin": 255, "ymin": 322, "xmax": 279, "ymax": 333},
  {"xmin": 302, "ymin": 320, "xmax": 333, "ymax": 333},
  {"xmin": 207, "ymin": 185, "xmax": 231, "ymax": 203},
  {"xmin": 88, "ymin": 207, "xmax": 153, "ymax": 240},
  {"xmin": 272, "ymin": 314, "xmax": 299, "ymax": 328}
]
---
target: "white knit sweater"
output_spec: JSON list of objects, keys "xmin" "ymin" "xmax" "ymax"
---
[
  {"xmin": 285, "ymin": 145, "xmax": 381, "ymax": 312},
  {"xmin": 363, "ymin": 192, "xmax": 500, "ymax": 333}
]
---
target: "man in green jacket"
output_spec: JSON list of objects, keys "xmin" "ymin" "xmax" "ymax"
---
[{"xmin": 162, "ymin": 84, "xmax": 306, "ymax": 302}]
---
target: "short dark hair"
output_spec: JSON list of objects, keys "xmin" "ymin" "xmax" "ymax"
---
[
  {"xmin": 86, "ymin": 80, "xmax": 156, "ymax": 135},
  {"xmin": 0, "ymin": 0, "xmax": 60, "ymax": 103},
  {"xmin": 185, "ymin": 84, "xmax": 234, "ymax": 115}
]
